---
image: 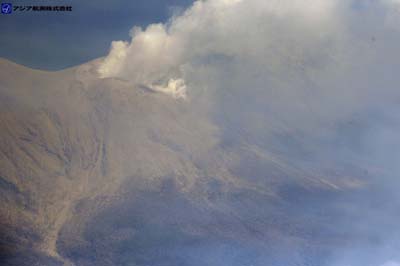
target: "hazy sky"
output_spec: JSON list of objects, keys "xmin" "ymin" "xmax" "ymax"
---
[{"xmin": 0, "ymin": 0, "xmax": 194, "ymax": 70}]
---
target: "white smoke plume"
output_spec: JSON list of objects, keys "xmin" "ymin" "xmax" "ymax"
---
[
  {"xmin": 95, "ymin": 1, "xmax": 400, "ymax": 264},
  {"xmin": 98, "ymin": 0, "xmax": 400, "ymax": 120},
  {"xmin": 97, "ymin": 0, "xmax": 400, "ymax": 263},
  {"xmin": 97, "ymin": 0, "xmax": 400, "ymax": 166},
  {"xmin": 97, "ymin": 1, "xmax": 400, "ymax": 168},
  {"xmin": 97, "ymin": 0, "xmax": 400, "ymax": 188},
  {"xmin": 98, "ymin": 0, "xmax": 345, "ymax": 99}
]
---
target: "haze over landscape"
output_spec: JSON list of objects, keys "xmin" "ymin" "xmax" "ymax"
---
[{"xmin": 1, "ymin": 0, "xmax": 400, "ymax": 266}]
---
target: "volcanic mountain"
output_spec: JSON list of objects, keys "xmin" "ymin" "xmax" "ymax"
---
[{"xmin": 0, "ymin": 58, "xmax": 397, "ymax": 266}]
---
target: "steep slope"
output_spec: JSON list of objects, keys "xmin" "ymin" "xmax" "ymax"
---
[
  {"xmin": 0, "ymin": 58, "xmax": 391, "ymax": 266},
  {"xmin": 0, "ymin": 58, "xmax": 231, "ymax": 265}
]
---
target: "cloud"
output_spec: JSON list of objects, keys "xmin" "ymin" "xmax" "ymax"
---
[
  {"xmin": 381, "ymin": 262, "xmax": 400, "ymax": 266},
  {"xmin": 98, "ymin": 0, "xmax": 400, "ymax": 175},
  {"xmin": 98, "ymin": 0, "xmax": 400, "ymax": 190},
  {"xmin": 97, "ymin": 0, "xmax": 400, "ymax": 121},
  {"xmin": 98, "ymin": 0, "xmax": 344, "ymax": 99},
  {"xmin": 98, "ymin": 22, "xmax": 187, "ymax": 98},
  {"xmin": 98, "ymin": 0, "xmax": 400, "ymax": 164},
  {"xmin": 95, "ymin": 1, "xmax": 400, "ymax": 264}
]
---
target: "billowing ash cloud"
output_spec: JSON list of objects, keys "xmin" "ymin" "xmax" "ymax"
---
[
  {"xmin": 98, "ymin": 24, "xmax": 188, "ymax": 98},
  {"xmin": 98, "ymin": 0, "xmax": 346, "ymax": 99},
  {"xmin": 98, "ymin": 0, "xmax": 400, "ymax": 264},
  {"xmin": 98, "ymin": 0, "xmax": 400, "ymax": 120},
  {"xmin": 99, "ymin": 0, "xmax": 400, "ymax": 168},
  {"xmin": 97, "ymin": 1, "xmax": 400, "ymax": 195}
]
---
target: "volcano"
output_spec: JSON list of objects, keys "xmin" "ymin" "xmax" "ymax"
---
[{"xmin": 0, "ymin": 57, "xmax": 398, "ymax": 266}]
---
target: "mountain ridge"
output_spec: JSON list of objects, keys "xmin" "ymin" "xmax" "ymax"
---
[{"xmin": 0, "ymin": 57, "xmax": 372, "ymax": 266}]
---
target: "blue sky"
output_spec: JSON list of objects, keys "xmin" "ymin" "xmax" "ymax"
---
[{"xmin": 0, "ymin": 0, "xmax": 194, "ymax": 70}]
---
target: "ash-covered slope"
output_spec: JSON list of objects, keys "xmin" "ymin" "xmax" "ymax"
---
[
  {"xmin": 0, "ymin": 57, "xmax": 222, "ymax": 264},
  {"xmin": 0, "ymin": 58, "xmax": 398, "ymax": 266}
]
